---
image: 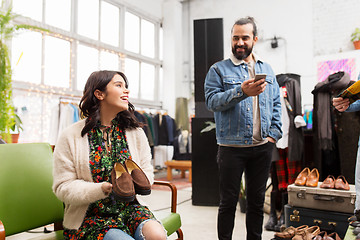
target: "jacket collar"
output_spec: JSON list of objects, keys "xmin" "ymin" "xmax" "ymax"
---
[{"xmin": 230, "ymin": 52, "xmax": 263, "ymax": 66}]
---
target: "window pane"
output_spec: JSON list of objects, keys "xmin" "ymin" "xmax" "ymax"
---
[
  {"xmin": 100, "ymin": 51, "xmax": 119, "ymax": 71},
  {"xmin": 77, "ymin": 44, "xmax": 99, "ymax": 90},
  {"xmin": 124, "ymin": 12, "xmax": 139, "ymax": 53},
  {"xmin": 140, "ymin": 63, "xmax": 155, "ymax": 100},
  {"xmin": 45, "ymin": 0, "xmax": 71, "ymax": 31},
  {"xmin": 141, "ymin": 19, "xmax": 155, "ymax": 58},
  {"xmin": 124, "ymin": 58, "xmax": 139, "ymax": 98},
  {"xmin": 44, "ymin": 36, "xmax": 71, "ymax": 88},
  {"xmin": 159, "ymin": 27, "xmax": 163, "ymax": 60},
  {"xmin": 11, "ymin": 31, "xmax": 42, "ymax": 83},
  {"xmin": 78, "ymin": 0, "xmax": 99, "ymax": 40},
  {"xmin": 13, "ymin": 0, "xmax": 42, "ymax": 21},
  {"xmin": 100, "ymin": 2, "xmax": 119, "ymax": 46},
  {"xmin": 159, "ymin": 67, "xmax": 163, "ymax": 99}
]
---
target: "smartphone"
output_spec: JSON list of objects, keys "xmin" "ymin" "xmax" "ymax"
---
[{"xmin": 254, "ymin": 74, "xmax": 267, "ymax": 82}]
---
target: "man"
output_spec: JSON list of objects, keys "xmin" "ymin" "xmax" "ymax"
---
[
  {"xmin": 333, "ymin": 73, "xmax": 360, "ymax": 238},
  {"xmin": 204, "ymin": 17, "xmax": 282, "ymax": 240}
]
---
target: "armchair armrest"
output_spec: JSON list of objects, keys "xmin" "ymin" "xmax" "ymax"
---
[
  {"xmin": 0, "ymin": 220, "xmax": 5, "ymax": 240},
  {"xmin": 153, "ymin": 180, "xmax": 178, "ymax": 213}
]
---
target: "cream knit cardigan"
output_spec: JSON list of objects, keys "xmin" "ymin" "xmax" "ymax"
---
[{"xmin": 52, "ymin": 119, "xmax": 154, "ymax": 230}]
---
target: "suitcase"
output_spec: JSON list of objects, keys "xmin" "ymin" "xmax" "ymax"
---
[
  {"xmin": 285, "ymin": 204, "xmax": 351, "ymax": 239},
  {"xmin": 287, "ymin": 183, "xmax": 356, "ymax": 213}
]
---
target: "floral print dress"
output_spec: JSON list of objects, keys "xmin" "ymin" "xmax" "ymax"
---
[{"xmin": 64, "ymin": 120, "xmax": 155, "ymax": 240}]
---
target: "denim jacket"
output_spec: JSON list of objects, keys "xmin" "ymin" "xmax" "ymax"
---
[{"xmin": 204, "ymin": 56, "xmax": 282, "ymax": 145}]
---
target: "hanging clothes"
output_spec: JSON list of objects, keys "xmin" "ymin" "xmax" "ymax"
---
[
  {"xmin": 272, "ymin": 73, "xmax": 304, "ymax": 190},
  {"xmin": 311, "ymin": 71, "xmax": 351, "ymax": 179}
]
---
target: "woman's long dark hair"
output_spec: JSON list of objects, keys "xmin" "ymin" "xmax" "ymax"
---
[{"xmin": 79, "ymin": 70, "xmax": 142, "ymax": 136}]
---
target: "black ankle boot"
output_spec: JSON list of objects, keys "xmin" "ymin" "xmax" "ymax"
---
[
  {"xmin": 349, "ymin": 209, "xmax": 360, "ymax": 222},
  {"xmin": 274, "ymin": 191, "xmax": 288, "ymax": 232},
  {"xmin": 265, "ymin": 191, "xmax": 278, "ymax": 231}
]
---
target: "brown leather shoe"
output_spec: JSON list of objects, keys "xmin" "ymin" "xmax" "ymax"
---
[
  {"xmin": 324, "ymin": 232, "xmax": 341, "ymax": 240},
  {"xmin": 335, "ymin": 175, "xmax": 350, "ymax": 190},
  {"xmin": 313, "ymin": 231, "xmax": 327, "ymax": 240},
  {"xmin": 124, "ymin": 159, "xmax": 151, "ymax": 195},
  {"xmin": 111, "ymin": 162, "xmax": 135, "ymax": 202},
  {"xmin": 274, "ymin": 225, "xmax": 308, "ymax": 239},
  {"xmin": 320, "ymin": 175, "xmax": 335, "ymax": 189},
  {"xmin": 295, "ymin": 167, "xmax": 310, "ymax": 186},
  {"xmin": 292, "ymin": 226, "xmax": 320, "ymax": 240},
  {"xmin": 306, "ymin": 168, "xmax": 319, "ymax": 187}
]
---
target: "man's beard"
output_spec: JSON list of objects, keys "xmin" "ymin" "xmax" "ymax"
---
[{"xmin": 232, "ymin": 44, "xmax": 253, "ymax": 60}]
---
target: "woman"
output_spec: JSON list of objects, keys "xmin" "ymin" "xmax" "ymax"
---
[{"xmin": 52, "ymin": 70, "xmax": 167, "ymax": 240}]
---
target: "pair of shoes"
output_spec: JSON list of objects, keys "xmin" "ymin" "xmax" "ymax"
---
[
  {"xmin": 320, "ymin": 175, "xmax": 350, "ymax": 190},
  {"xmin": 313, "ymin": 231, "xmax": 327, "ymax": 240},
  {"xmin": 292, "ymin": 225, "xmax": 320, "ymax": 240},
  {"xmin": 325, "ymin": 232, "xmax": 341, "ymax": 240},
  {"xmin": 111, "ymin": 160, "xmax": 151, "ymax": 202},
  {"xmin": 294, "ymin": 167, "xmax": 319, "ymax": 187},
  {"xmin": 274, "ymin": 225, "xmax": 307, "ymax": 239}
]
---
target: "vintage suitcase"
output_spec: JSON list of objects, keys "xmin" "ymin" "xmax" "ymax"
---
[
  {"xmin": 287, "ymin": 183, "xmax": 356, "ymax": 213},
  {"xmin": 285, "ymin": 204, "xmax": 351, "ymax": 239}
]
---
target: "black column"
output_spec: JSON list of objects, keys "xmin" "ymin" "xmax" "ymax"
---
[{"xmin": 192, "ymin": 18, "xmax": 223, "ymax": 206}]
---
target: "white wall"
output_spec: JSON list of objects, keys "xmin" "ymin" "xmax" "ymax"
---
[
  {"xmin": 184, "ymin": 0, "xmax": 360, "ymax": 109},
  {"xmin": 123, "ymin": 0, "xmax": 360, "ymax": 114}
]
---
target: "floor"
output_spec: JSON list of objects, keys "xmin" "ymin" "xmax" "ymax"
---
[
  {"xmin": 149, "ymin": 169, "xmax": 275, "ymax": 240},
  {"xmin": 6, "ymin": 170, "xmax": 276, "ymax": 240}
]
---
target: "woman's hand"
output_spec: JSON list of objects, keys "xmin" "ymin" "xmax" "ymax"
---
[
  {"xmin": 101, "ymin": 182, "xmax": 113, "ymax": 195},
  {"xmin": 267, "ymin": 137, "xmax": 276, "ymax": 143},
  {"xmin": 332, "ymin": 97, "xmax": 350, "ymax": 112}
]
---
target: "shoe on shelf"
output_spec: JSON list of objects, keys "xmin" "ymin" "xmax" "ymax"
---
[
  {"xmin": 124, "ymin": 159, "xmax": 151, "ymax": 195},
  {"xmin": 292, "ymin": 225, "xmax": 320, "ymax": 240},
  {"xmin": 295, "ymin": 167, "xmax": 310, "ymax": 186},
  {"xmin": 111, "ymin": 162, "xmax": 135, "ymax": 202},
  {"xmin": 334, "ymin": 175, "xmax": 350, "ymax": 190},
  {"xmin": 274, "ymin": 225, "xmax": 308, "ymax": 240},
  {"xmin": 305, "ymin": 168, "xmax": 319, "ymax": 187},
  {"xmin": 313, "ymin": 231, "xmax": 327, "ymax": 240},
  {"xmin": 357, "ymin": 232, "xmax": 360, "ymax": 240},
  {"xmin": 326, "ymin": 232, "xmax": 341, "ymax": 240},
  {"xmin": 320, "ymin": 175, "xmax": 335, "ymax": 189}
]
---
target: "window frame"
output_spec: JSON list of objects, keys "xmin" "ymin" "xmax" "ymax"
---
[{"xmin": 10, "ymin": 0, "xmax": 163, "ymax": 108}]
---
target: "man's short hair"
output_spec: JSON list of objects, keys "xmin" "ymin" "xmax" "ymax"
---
[{"xmin": 232, "ymin": 17, "xmax": 257, "ymax": 38}]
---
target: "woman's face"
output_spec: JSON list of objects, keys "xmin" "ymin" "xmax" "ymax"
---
[{"xmin": 98, "ymin": 74, "xmax": 130, "ymax": 113}]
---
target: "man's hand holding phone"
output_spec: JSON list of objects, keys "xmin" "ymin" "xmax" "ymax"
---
[{"xmin": 242, "ymin": 74, "xmax": 267, "ymax": 96}]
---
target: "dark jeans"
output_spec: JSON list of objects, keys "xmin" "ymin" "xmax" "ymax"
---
[{"xmin": 217, "ymin": 142, "xmax": 274, "ymax": 240}]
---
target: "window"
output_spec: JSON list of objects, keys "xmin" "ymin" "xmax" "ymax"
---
[
  {"xmin": 11, "ymin": 31, "xmax": 42, "ymax": 84},
  {"xmin": 124, "ymin": 12, "xmax": 140, "ymax": 53},
  {"xmin": 44, "ymin": 36, "xmax": 71, "ymax": 88},
  {"xmin": 100, "ymin": 51, "xmax": 120, "ymax": 71},
  {"xmin": 12, "ymin": 0, "xmax": 42, "ymax": 22},
  {"xmin": 124, "ymin": 58, "xmax": 140, "ymax": 98},
  {"xmin": 77, "ymin": 44, "xmax": 99, "ymax": 90},
  {"xmin": 141, "ymin": 19, "xmax": 155, "ymax": 58},
  {"xmin": 45, "ymin": 0, "xmax": 71, "ymax": 31},
  {"xmin": 100, "ymin": 2, "xmax": 119, "ymax": 46},
  {"xmin": 9, "ymin": 0, "xmax": 162, "ymax": 143},
  {"xmin": 77, "ymin": 0, "xmax": 99, "ymax": 40}
]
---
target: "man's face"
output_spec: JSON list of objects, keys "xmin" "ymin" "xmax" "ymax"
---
[{"xmin": 231, "ymin": 23, "xmax": 258, "ymax": 61}]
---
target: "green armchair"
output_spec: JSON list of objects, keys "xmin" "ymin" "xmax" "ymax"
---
[{"xmin": 0, "ymin": 143, "xmax": 182, "ymax": 240}]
